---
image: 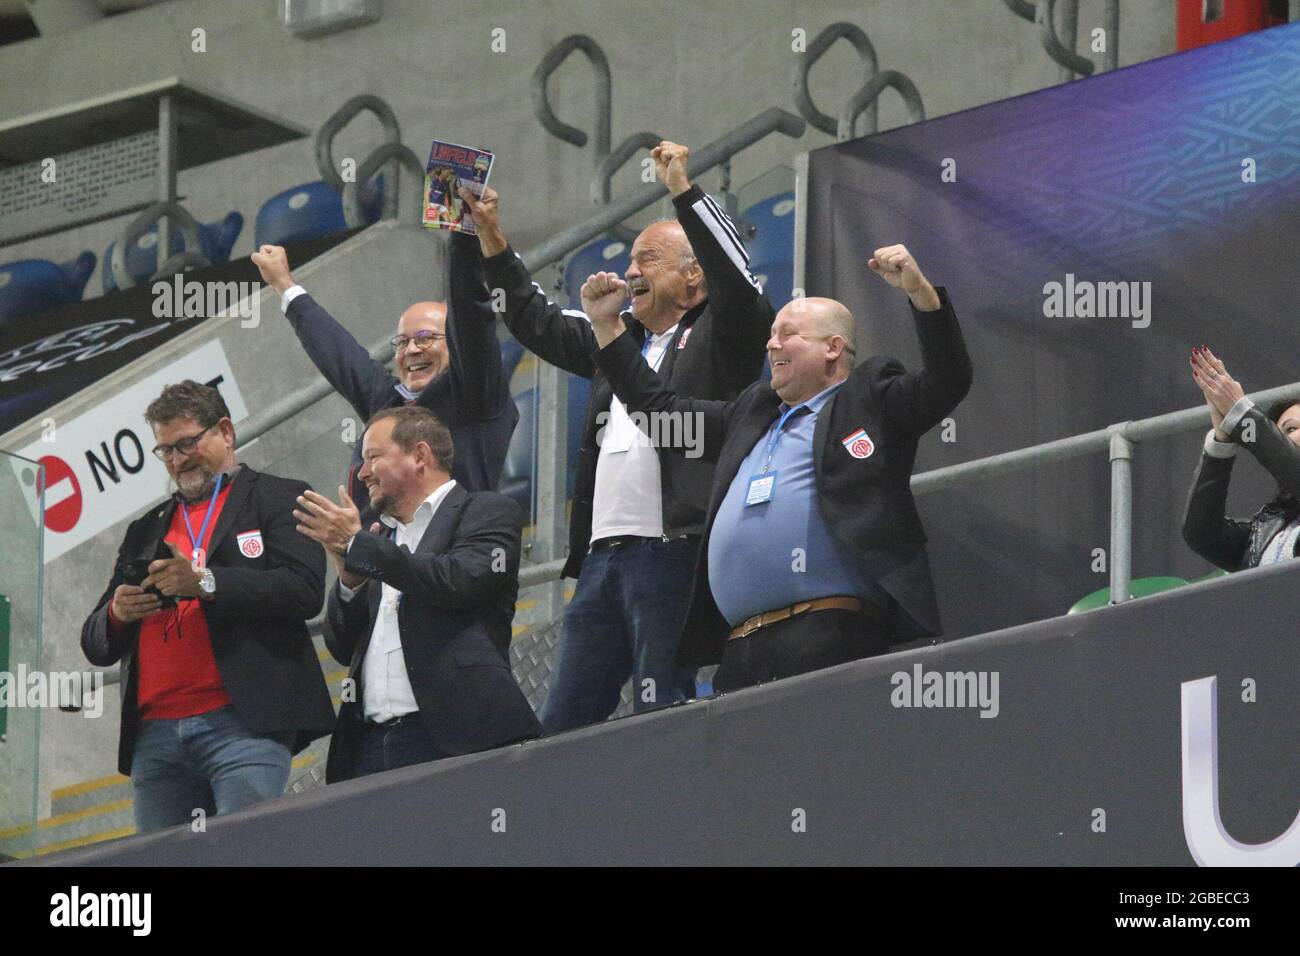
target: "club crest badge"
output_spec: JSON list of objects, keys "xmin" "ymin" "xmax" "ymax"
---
[
  {"xmin": 236, "ymin": 529, "xmax": 264, "ymax": 559},
  {"xmin": 841, "ymin": 428, "xmax": 875, "ymax": 460},
  {"xmin": 676, "ymin": 326, "xmax": 693, "ymax": 350}
]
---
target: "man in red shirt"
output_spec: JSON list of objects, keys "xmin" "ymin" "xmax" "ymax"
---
[{"xmin": 81, "ymin": 381, "xmax": 334, "ymax": 834}]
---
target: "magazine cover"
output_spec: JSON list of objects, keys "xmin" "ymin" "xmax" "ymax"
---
[{"xmin": 422, "ymin": 140, "xmax": 494, "ymax": 234}]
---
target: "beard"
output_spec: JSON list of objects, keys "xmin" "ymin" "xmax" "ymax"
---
[{"xmin": 175, "ymin": 462, "xmax": 216, "ymax": 502}]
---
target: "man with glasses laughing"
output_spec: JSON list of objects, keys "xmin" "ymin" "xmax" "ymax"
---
[
  {"xmin": 80, "ymin": 380, "xmax": 334, "ymax": 834},
  {"xmin": 252, "ymin": 234, "xmax": 518, "ymax": 513}
]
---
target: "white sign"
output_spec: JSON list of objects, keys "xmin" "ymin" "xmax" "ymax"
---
[{"xmin": 9, "ymin": 339, "xmax": 248, "ymax": 563}]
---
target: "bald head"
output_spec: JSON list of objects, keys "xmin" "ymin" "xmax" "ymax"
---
[
  {"xmin": 395, "ymin": 300, "xmax": 448, "ymax": 393},
  {"xmin": 625, "ymin": 219, "xmax": 706, "ymax": 332},
  {"xmin": 766, "ymin": 296, "xmax": 858, "ymax": 405}
]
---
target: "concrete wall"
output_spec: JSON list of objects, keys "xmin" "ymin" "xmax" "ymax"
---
[{"xmin": 0, "ymin": 0, "xmax": 1178, "ymax": 811}]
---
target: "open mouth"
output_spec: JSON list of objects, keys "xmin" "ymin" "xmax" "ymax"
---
[
  {"xmin": 771, "ymin": 358, "xmax": 791, "ymax": 369},
  {"xmin": 405, "ymin": 361, "xmax": 432, "ymax": 374},
  {"xmin": 628, "ymin": 279, "xmax": 650, "ymax": 299}
]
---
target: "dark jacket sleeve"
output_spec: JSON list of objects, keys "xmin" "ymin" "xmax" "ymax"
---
[
  {"xmin": 425, "ymin": 233, "xmax": 508, "ymax": 424},
  {"xmin": 284, "ymin": 293, "xmax": 395, "ymax": 421},
  {"xmin": 323, "ymin": 578, "xmax": 372, "ymax": 667},
  {"xmin": 673, "ymin": 184, "xmax": 772, "ymax": 366},
  {"xmin": 207, "ymin": 479, "xmax": 326, "ymax": 624},
  {"xmin": 80, "ymin": 528, "xmax": 139, "ymax": 667},
  {"xmin": 1228, "ymin": 401, "xmax": 1300, "ymax": 496},
  {"xmin": 871, "ymin": 287, "xmax": 974, "ymax": 435},
  {"xmin": 344, "ymin": 493, "xmax": 523, "ymax": 609},
  {"xmin": 481, "ymin": 245, "xmax": 598, "ymax": 379},
  {"xmin": 593, "ymin": 331, "xmax": 735, "ymax": 463},
  {"xmin": 1181, "ymin": 450, "xmax": 1251, "ymax": 571}
]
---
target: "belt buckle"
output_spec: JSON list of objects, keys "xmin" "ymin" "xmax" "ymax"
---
[{"xmin": 741, "ymin": 616, "xmax": 762, "ymax": 638}]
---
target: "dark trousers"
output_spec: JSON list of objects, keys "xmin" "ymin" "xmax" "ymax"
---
[
  {"xmin": 713, "ymin": 608, "xmax": 890, "ymax": 693},
  {"xmin": 540, "ymin": 536, "xmax": 699, "ymax": 734},
  {"xmin": 353, "ymin": 716, "xmax": 447, "ymax": 777}
]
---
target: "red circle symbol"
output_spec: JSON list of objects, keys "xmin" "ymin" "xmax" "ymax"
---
[
  {"xmin": 240, "ymin": 538, "xmax": 263, "ymax": 558},
  {"xmin": 37, "ymin": 455, "xmax": 82, "ymax": 534},
  {"xmin": 850, "ymin": 438, "xmax": 873, "ymax": 458}
]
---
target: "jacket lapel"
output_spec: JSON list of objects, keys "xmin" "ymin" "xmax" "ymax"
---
[
  {"xmin": 414, "ymin": 482, "xmax": 467, "ymax": 555},
  {"xmin": 206, "ymin": 466, "xmax": 255, "ymax": 555}
]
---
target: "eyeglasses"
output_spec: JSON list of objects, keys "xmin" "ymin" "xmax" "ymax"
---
[
  {"xmin": 390, "ymin": 330, "xmax": 447, "ymax": 351},
  {"xmin": 152, "ymin": 424, "xmax": 216, "ymax": 461}
]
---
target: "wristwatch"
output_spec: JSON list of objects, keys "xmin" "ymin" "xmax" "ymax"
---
[{"xmin": 198, "ymin": 568, "xmax": 216, "ymax": 599}]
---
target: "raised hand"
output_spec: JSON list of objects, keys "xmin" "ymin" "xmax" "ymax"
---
[
  {"xmin": 580, "ymin": 271, "xmax": 630, "ymax": 348},
  {"xmin": 251, "ymin": 245, "xmax": 295, "ymax": 295},
  {"xmin": 1191, "ymin": 346, "xmax": 1245, "ymax": 439},
  {"xmin": 650, "ymin": 141, "xmax": 692, "ymax": 197},
  {"xmin": 868, "ymin": 244, "xmax": 939, "ymax": 311},
  {"xmin": 294, "ymin": 485, "xmax": 363, "ymax": 556},
  {"xmin": 458, "ymin": 185, "xmax": 506, "ymax": 255}
]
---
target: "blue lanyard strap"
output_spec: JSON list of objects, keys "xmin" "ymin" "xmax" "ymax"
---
[
  {"xmin": 181, "ymin": 472, "xmax": 224, "ymax": 556},
  {"xmin": 761, "ymin": 405, "xmax": 804, "ymax": 474}
]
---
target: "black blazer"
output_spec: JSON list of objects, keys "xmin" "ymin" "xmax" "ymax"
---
[
  {"xmin": 1182, "ymin": 400, "xmax": 1300, "ymax": 570},
  {"xmin": 593, "ymin": 287, "xmax": 973, "ymax": 667},
  {"xmin": 285, "ymin": 233, "xmax": 518, "ymax": 501},
  {"xmin": 81, "ymin": 467, "xmax": 335, "ymax": 775},
  {"xmin": 322, "ymin": 483, "xmax": 540, "ymax": 782},
  {"xmin": 482, "ymin": 184, "xmax": 771, "ymax": 577}
]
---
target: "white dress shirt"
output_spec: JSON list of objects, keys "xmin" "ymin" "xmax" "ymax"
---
[
  {"xmin": 339, "ymin": 479, "xmax": 458, "ymax": 723},
  {"xmin": 589, "ymin": 323, "xmax": 677, "ymax": 542}
]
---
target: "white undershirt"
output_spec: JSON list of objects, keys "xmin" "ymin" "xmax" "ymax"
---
[
  {"xmin": 340, "ymin": 479, "xmax": 457, "ymax": 723},
  {"xmin": 590, "ymin": 324, "xmax": 677, "ymax": 543}
]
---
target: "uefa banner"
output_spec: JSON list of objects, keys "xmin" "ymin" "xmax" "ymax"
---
[{"xmin": 803, "ymin": 24, "xmax": 1300, "ymax": 641}]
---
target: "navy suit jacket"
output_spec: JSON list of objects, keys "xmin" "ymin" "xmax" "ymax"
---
[{"xmin": 322, "ymin": 484, "xmax": 540, "ymax": 782}]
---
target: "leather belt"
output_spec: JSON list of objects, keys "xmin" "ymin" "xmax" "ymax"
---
[
  {"xmin": 589, "ymin": 534, "xmax": 655, "ymax": 552},
  {"xmin": 728, "ymin": 596, "xmax": 878, "ymax": 641},
  {"xmin": 365, "ymin": 712, "xmax": 421, "ymax": 730}
]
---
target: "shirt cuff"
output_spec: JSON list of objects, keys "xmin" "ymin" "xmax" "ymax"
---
[
  {"xmin": 1203, "ymin": 428, "xmax": 1238, "ymax": 459},
  {"xmin": 280, "ymin": 285, "xmax": 307, "ymax": 313},
  {"xmin": 1221, "ymin": 396, "xmax": 1255, "ymax": 436}
]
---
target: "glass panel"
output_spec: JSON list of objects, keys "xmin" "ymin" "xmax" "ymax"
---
[{"xmin": 0, "ymin": 450, "xmax": 44, "ymax": 861}]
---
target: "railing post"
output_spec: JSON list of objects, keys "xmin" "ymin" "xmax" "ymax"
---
[{"xmin": 1108, "ymin": 426, "xmax": 1133, "ymax": 604}]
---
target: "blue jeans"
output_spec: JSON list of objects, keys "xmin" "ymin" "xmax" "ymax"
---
[
  {"xmin": 130, "ymin": 705, "xmax": 292, "ymax": 834},
  {"xmin": 353, "ymin": 716, "xmax": 445, "ymax": 777},
  {"xmin": 539, "ymin": 536, "xmax": 698, "ymax": 734}
]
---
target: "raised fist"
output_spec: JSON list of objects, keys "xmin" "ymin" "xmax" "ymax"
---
[
  {"xmin": 651, "ymin": 141, "xmax": 691, "ymax": 197},
  {"xmin": 251, "ymin": 245, "xmax": 294, "ymax": 294},
  {"xmin": 580, "ymin": 271, "xmax": 629, "ymax": 326}
]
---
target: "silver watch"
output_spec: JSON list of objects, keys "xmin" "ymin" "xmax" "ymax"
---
[{"xmin": 198, "ymin": 568, "xmax": 216, "ymax": 597}]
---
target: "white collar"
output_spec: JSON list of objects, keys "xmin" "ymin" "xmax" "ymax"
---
[{"xmin": 379, "ymin": 479, "xmax": 457, "ymax": 530}]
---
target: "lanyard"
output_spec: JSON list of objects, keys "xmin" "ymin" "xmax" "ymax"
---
[
  {"xmin": 761, "ymin": 405, "xmax": 804, "ymax": 475},
  {"xmin": 641, "ymin": 329, "xmax": 672, "ymax": 372},
  {"xmin": 180, "ymin": 472, "xmax": 224, "ymax": 564}
]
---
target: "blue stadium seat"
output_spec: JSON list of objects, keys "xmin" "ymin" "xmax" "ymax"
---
[
  {"xmin": 563, "ymin": 238, "xmax": 631, "ymax": 304},
  {"xmin": 500, "ymin": 387, "xmax": 536, "ymax": 513},
  {"xmin": 102, "ymin": 211, "xmax": 244, "ymax": 293},
  {"xmin": 742, "ymin": 191, "xmax": 796, "ymax": 310},
  {"xmin": 500, "ymin": 338, "xmax": 525, "ymax": 380},
  {"xmin": 0, "ymin": 252, "xmax": 96, "ymax": 322},
  {"xmin": 254, "ymin": 179, "xmax": 383, "ymax": 248},
  {"xmin": 566, "ymin": 372, "xmax": 590, "ymax": 496}
]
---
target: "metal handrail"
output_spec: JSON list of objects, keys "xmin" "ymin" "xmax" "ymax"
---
[
  {"xmin": 591, "ymin": 131, "xmax": 663, "ymax": 244},
  {"xmin": 1006, "ymin": 0, "xmax": 1120, "ymax": 78},
  {"xmin": 315, "ymin": 94, "xmax": 402, "ymax": 192},
  {"xmin": 531, "ymin": 35, "xmax": 612, "ymax": 165},
  {"xmin": 341, "ymin": 140, "xmax": 425, "ymax": 228},
  {"xmin": 110, "ymin": 201, "xmax": 206, "ymax": 291},
  {"xmin": 794, "ymin": 23, "xmax": 880, "ymax": 137},
  {"xmin": 520, "ymin": 108, "xmax": 806, "ymax": 272},
  {"xmin": 837, "ymin": 70, "xmax": 925, "ymax": 141}
]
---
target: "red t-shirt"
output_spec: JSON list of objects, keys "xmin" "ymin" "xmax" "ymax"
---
[{"xmin": 134, "ymin": 485, "xmax": 234, "ymax": 720}]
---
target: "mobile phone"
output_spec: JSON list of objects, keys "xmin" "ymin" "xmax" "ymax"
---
[{"xmin": 116, "ymin": 541, "xmax": 178, "ymax": 609}]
